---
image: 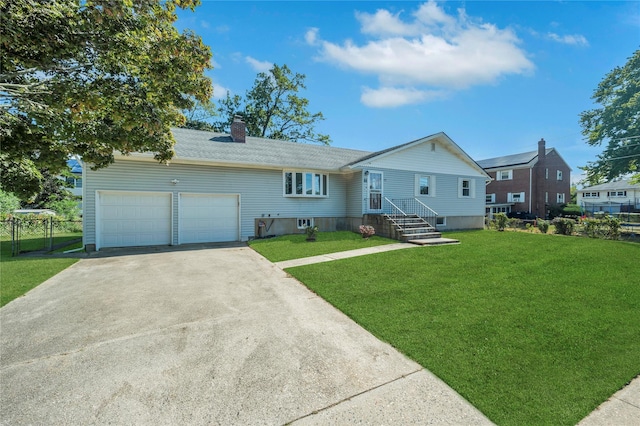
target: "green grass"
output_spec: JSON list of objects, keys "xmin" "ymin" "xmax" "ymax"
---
[
  {"xmin": 1, "ymin": 236, "xmax": 79, "ymax": 307},
  {"xmin": 249, "ymin": 230, "xmax": 398, "ymax": 262},
  {"xmin": 259, "ymin": 230, "xmax": 640, "ymax": 425}
]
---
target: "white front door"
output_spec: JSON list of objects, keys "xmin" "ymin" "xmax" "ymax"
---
[{"xmin": 366, "ymin": 170, "xmax": 383, "ymax": 213}]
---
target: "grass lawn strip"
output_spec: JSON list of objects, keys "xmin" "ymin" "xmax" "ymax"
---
[
  {"xmin": 1, "ymin": 236, "xmax": 79, "ymax": 307},
  {"xmin": 277, "ymin": 231, "xmax": 639, "ymax": 425},
  {"xmin": 249, "ymin": 231, "xmax": 397, "ymax": 262}
]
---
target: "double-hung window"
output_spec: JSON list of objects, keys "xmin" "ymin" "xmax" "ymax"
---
[
  {"xmin": 458, "ymin": 178, "xmax": 475, "ymax": 198},
  {"xmin": 557, "ymin": 193, "xmax": 565, "ymax": 203},
  {"xmin": 557, "ymin": 170, "xmax": 563, "ymax": 181},
  {"xmin": 284, "ymin": 171, "xmax": 328, "ymax": 197},
  {"xmin": 496, "ymin": 170, "xmax": 513, "ymax": 181},
  {"xmin": 415, "ymin": 174, "xmax": 436, "ymax": 196}
]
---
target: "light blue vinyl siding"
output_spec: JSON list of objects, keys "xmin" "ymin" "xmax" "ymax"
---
[
  {"xmin": 351, "ymin": 167, "xmax": 486, "ymax": 217},
  {"xmin": 84, "ymin": 160, "xmax": 351, "ymax": 245}
]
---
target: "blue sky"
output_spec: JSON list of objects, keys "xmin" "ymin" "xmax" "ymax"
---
[{"xmin": 175, "ymin": 1, "xmax": 640, "ymax": 185}]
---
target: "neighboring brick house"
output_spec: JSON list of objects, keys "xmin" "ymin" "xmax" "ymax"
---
[{"xmin": 477, "ymin": 139, "xmax": 571, "ymax": 219}]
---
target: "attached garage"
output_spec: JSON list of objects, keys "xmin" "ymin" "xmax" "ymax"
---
[
  {"xmin": 97, "ymin": 191, "xmax": 172, "ymax": 249},
  {"xmin": 179, "ymin": 193, "xmax": 240, "ymax": 244}
]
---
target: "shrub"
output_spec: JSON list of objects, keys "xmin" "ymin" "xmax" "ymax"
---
[
  {"xmin": 359, "ymin": 225, "xmax": 375, "ymax": 238},
  {"xmin": 552, "ymin": 217, "xmax": 575, "ymax": 235},
  {"xmin": 494, "ymin": 213, "xmax": 508, "ymax": 231},
  {"xmin": 562, "ymin": 204, "xmax": 582, "ymax": 216},
  {"xmin": 537, "ymin": 220, "xmax": 549, "ymax": 234}
]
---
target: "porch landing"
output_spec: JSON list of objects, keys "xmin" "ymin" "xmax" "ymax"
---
[{"xmin": 407, "ymin": 237, "xmax": 460, "ymax": 246}]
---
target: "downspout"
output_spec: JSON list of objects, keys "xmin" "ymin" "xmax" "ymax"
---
[{"xmin": 529, "ymin": 168, "xmax": 532, "ymax": 213}]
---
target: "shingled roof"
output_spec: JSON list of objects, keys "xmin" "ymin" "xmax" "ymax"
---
[{"xmin": 152, "ymin": 127, "xmax": 373, "ymax": 171}]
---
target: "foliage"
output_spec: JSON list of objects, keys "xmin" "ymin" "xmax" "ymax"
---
[
  {"xmin": 213, "ymin": 64, "xmax": 331, "ymax": 144},
  {"xmin": 561, "ymin": 204, "xmax": 582, "ymax": 216},
  {"xmin": 22, "ymin": 170, "xmax": 72, "ymax": 208},
  {"xmin": 580, "ymin": 216, "xmax": 621, "ymax": 240},
  {"xmin": 548, "ymin": 203, "xmax": 566, "ymax": 219},
  {"xmin": 182, "ymin": 98, "xmax": 217, "ymax": 131},
  {"xmin": 537, "ymin": 219, "xmax": 549, "ymax": 234},
  {"xmin": 305, "ymin": 225, "xmax": 319, "ymax": 238},
  {"xmin": 494, "ymin": 212, "xmax": 508, "ymax": 231},
  {"xmin": 286, "ymin": 230, "xmax": 640, "ymax": 425},
  {"xmin": 358, "ymin": 225, "xmax": 376, "ymax": 238},
  {"xmin": 0, "ymin": 0, "xmax": 213, "ymax": 200},
  {"xmin": 0, "ymin": 189, "xmax": 20, "ymax": 214},
  {"xmin": 249, "ymin": 231, "xmax": 396, "ymax": 262},
  {"xmin": 579, "ymin": 49, "xmax": 640, "ymax": 184},
  {"xmin": 47, "ymin": 198, "xmax": 81, "ymax": 220},
  {"xmin": 552, "ymin": 217, "xmax": 576, "ymax": 235}
]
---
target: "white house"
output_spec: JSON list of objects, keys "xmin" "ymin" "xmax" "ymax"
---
[
  {"xmin": 577, "ymin": 180, "xmax": 640, "ymax": 214},
  {"xmin": 82, "ymin": 120, "xmax": 490, "ymax": 251}
]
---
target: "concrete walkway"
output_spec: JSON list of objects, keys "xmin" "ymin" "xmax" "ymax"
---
[{"xmin": 275, "ymin": 242, "xmax": 420, "ymax": 268}]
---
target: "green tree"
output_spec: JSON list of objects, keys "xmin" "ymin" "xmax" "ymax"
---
[
  {"xmin": 182, "ymin": 98, "xmax": 217, "ymax": 131},
  {"xmin": 0, "ymin": 0, "xmax": 212, "ymax": 200},
  {"xmin": 0, "ymin": 189, "xmax": 21, "ymax": 214},
  {"xmin": 579, "ymin": 49, "xmax": 640, "ymax": 184},
  {"xmin": 214, "ymin": 64, "xmax": 331, "ymax": 144}
]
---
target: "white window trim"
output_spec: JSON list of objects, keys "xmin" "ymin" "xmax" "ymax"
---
[
  {"xmin": 557, "ymin": 193, "xmax": 565, "ymax": 203},
  {"xmin": 458, "ymin": 178, "xmax": 475, "ymax": 198},
  {"xmin": 507, "ymin": 192, "xmax": 526, "ymax": 203},
  {"xmin": 414, "ymin": 174, "xmax": 436, "ymax": 197},
  {"xmin": 283, "ymin": 171, "xmax": 329, "ymax": 198},
  {"xmin": 496, "ymin": 169, "xmax": 513, "ymax": 181},
  {"xmin": 297, "ymin": 218, "xmax": 314, "ymax": 229},
  {"xmin": 557, "ymin": 170, "xmax": 563, "ymax": 181},
  {"xmin": 486, "ymin": 193, "xmax": 496, "ymax": 203},
  {"xmin": 436, "ymin": 216, "xmax": 446, "ymax": 226}
]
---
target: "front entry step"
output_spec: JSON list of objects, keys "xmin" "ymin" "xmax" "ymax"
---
[{"xmin": 407, "ymin": 237, "xmax": 460, "ymax": 246}]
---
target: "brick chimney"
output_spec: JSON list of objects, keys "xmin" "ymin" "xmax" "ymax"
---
[
  {"xmin": 538, "ymin": 138, "xmax": 546, "ymax": 165},
  {"xmin": 230, "ymin": 115, "xmax": 246, "ymax": 143}
]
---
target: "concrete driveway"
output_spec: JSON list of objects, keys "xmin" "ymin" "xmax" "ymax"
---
[{"xmin": 1, "ymin": 245, "xmax": 492, "ymax": 425}]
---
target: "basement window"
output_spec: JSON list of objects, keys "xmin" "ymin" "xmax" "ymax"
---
[{"xmin": 297, "ymin": 218, "xmax": 314, "ymax": 229}]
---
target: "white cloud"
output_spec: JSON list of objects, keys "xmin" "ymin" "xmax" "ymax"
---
[
  {"xmin": 305, "ymin": 28, "xmax": 319, "ymax": 45},
  {"xmin": 547, "ymin": 32, "xmax": 589, "ymax": 46},
  {"xmin": 212, "ymin": 83, "xmax": 231, "ymax": 100},
  {"xmin": 245, "ymin": 56, "xmax": 272, "ymax": 72},
  {"xmin": 311, "ymin": 0, "xmax": 534, "ymax": 108},
  {"xmin": 361, "ymin": 86, "xmax": 447, "ymax": 108}
]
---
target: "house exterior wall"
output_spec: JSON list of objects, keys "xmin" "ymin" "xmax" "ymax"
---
[
  {"xmin": 485, "ymin": 149, "xmax": 571, "ymax": 218},
  {"xmin": 83, "ymin": 159, "xmax": 354, "ymax": 247},
  {"xmin": 535, "ymin": 150, "xmax": 571, "ymax": 215},
  {"xmin": 577, "ymin": 183, "xmax": 640, "ymax": 213}
]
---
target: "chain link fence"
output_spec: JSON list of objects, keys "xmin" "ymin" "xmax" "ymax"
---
[{"xmin": 0, "ymin": 217, "xmax": 82, "ymax": 256}]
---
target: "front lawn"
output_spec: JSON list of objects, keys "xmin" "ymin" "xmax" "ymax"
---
[
  {"xmin": 249, "ymin": 230, "xmax": 397, "ymax": 262},
  {"xmin": 1, "ymin": 236, "xmax": 79, "ymax": 307},
  {"xmin": 262, "ymin": 230, "xmax": 640, "ymax": 425}
]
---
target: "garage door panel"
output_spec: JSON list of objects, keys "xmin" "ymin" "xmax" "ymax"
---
[
  {"xmin": 98, "ymin": 192, "xmax": 171, "ymax": 249},
  {"xmin": 179, "ymin": 194, "xmax": 239, "ymax": 244}
]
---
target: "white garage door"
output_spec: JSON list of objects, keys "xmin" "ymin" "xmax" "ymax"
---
[
  {"xmin": 98, "ymin": 192, "xmax": 171, "ymax": 249},
  {"xmin": 179, "ymin": 194, "xmax": 239, "ymax": 244}
]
